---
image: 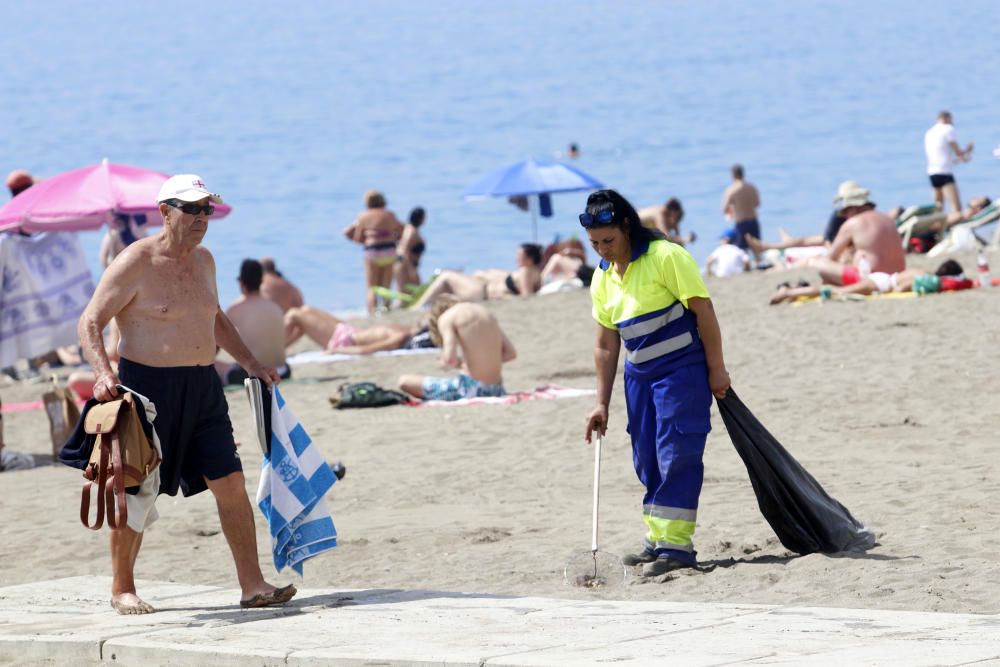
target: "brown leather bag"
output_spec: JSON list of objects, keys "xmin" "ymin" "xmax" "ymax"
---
[
  {"xmin": 80, "ymin": 393, "xmax": 160, "ymax": 530},
  {"xmin": 43, "ymin": 384, "xmax": 81, "ymax": 461}
]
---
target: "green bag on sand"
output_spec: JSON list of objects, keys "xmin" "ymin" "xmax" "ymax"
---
[{"xmin": 329, "ymin": 382, "xmax": 410, "ymax": 409}]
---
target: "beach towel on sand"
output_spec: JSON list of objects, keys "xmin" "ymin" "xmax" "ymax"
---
[
  {"xmin": 717, "ymin": 389, "xmax": 875, "ymax": 555},
  {"xmin": 409, "ymin": 384, "xmax": 595, "ymax": 407},
  {"xmin": 0, "ymin": 232, "xmax": 94, "ymax": 367},
  {"xmin": 256, "ymin": 387, "xmax": 338, "ymax": 574},
  {"xmin": 287, "ymin": 347, "xmax": 437, "ymax": 367}
]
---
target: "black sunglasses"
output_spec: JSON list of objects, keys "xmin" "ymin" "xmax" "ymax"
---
[
  {"xmin": 164, "ymin": 198, "xmax": 215, "ymax": 216},
  {"xmin": 579, "ymin": 209, "xmax": 615, "ymax": 228}
]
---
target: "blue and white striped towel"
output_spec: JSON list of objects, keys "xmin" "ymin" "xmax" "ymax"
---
[{"xmin": 256, "ymin": 387, "xmax": 338, "ymax": 574}]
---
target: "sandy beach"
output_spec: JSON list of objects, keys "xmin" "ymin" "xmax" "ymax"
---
[{"xmin": 1, "ymin": 250, "xmax": 998, "ymax": 616}]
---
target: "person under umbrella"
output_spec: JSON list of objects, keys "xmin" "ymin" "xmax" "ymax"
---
[{"xmin": 581, "ymin": 189, "xmax": 731, "ymax": 577}]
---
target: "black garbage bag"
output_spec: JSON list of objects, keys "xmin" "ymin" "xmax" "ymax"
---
[{"xmin": 717, "ymin": 389, "xmax": 875, "ymax": 555}]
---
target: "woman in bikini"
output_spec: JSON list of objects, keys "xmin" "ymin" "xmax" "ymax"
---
[
  {"xmin": 343, "ymin": 190, "xmax": 404, "ymax": 314},
  {"xmin": 394, "ymin": 206, "xmax": 428, "ymax": 294},
  {"xmin": 411, "ymin": 243, "xmax": 543, "ymax": 309}
]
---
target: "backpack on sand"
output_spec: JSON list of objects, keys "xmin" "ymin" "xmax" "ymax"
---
[{"xmin": 329, "ymin": 382, "xmax": 409, "ymax": 409}]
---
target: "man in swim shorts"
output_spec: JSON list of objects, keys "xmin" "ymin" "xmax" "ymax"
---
[
  {"xmin": 804, "ymin": 182, "xmax": 906, "ymax": 286},
  {"xmin": 398, "ymin": 296, "xmax": 516, "ymax": 401},
  {"xmin": 925, "ymin": 111, "xmax": 974, "ymax": 214},
  {"xmin": 77, "ymin": 174, "xmax": 295, "ymax": 615},
  {"xmin": 721, "ymin": 164, "xmax": 762, "ymax": 259}
]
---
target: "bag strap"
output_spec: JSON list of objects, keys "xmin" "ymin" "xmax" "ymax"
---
[
  {"xmin": 104, "ymin": 430, "xmax": 128, "ymax": 530},
  {"xmin": 80, "ymin": 434, "xmax": 109, "ymax": 530}
]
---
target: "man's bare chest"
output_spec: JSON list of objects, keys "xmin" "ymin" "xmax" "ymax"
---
[{"xmin": 130, "ymin": 261, "xmax": 217, "ymax": 323}]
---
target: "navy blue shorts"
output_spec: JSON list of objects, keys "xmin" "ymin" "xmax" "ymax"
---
[
  {"xmin": 929, "ymin": 173, "xmax": 955, "ymax": 188},
  {"xmin": 118, "ymin": 358, "xmax": 242, "ymax": 498},
  {"xmin": 734, "ymin": 219, "xmax": 761, "ymax": 250}
]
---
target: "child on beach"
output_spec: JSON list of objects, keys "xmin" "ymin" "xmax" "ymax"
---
[{"xmin": 704, "ymin": 229, "xmax": 750, "ymax": 278}]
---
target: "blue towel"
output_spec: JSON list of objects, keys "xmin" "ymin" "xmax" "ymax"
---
[{"xmin": 256, "ymin": 387, "xmax": 338, "ymax": 574}]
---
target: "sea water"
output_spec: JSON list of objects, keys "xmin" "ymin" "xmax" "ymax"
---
[{"xmin": 2, "ymin": 0, "xmax": 998, "ymax": 311}]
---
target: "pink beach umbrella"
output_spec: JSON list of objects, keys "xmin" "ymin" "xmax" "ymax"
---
[{"xmin": 0, "ymin": 160, "xmax": 232, "ymax": 233}]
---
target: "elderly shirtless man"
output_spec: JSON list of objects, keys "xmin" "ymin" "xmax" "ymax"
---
[
  {"xmin": 77, "ymin": 175, "xmax": 294, "ymax": 614},
  {"xmin": 398, "ymin": 296, "xmax": 516, "ymax": 401},
  {"xmin": 804, "ymin": 182, "xmax": 905, "ymax": 285}
]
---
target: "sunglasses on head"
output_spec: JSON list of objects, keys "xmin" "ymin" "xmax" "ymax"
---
[
  {"xmin": 579, "ymin": 209, "xmax": 615, "ymax": 228},
  {"xmin": 163, "ymin": 198, "xmax": 215, "ymax": 216}
]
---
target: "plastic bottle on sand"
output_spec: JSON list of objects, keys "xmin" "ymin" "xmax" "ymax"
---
[{"xmin": 976, "ymin": 251, "xmax": 991, "ymax": 288}]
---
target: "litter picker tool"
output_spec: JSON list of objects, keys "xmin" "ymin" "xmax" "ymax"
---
[{"xmin": 564, "ymin": 432, "xmax": 626, "ymax": 589}]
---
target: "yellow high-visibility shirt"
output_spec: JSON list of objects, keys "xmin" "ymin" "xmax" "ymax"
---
[{"xmin": 591, "ymin": 239, "xmax": 710, "ymax": 330}]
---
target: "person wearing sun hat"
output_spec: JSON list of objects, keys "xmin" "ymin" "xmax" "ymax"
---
[
  {"xmin": 76, "ymin": 173, "xmax": 297, "ymax": 615},
  {"xmin": 802, "ymin": 180, "xmax": 906, "ymax": 287}
]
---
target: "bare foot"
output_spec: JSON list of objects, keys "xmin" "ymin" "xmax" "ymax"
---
[
  {"xmin": 111, "ymin": 592, "xmax": 155, "ymax": 615},
  {"xmin": 777, "ymin": 227, "xmax": 793, "ymax": 243},
  {"xmin": 240, "ymin": 583, "xmax": 297, "ymax": 609},
  {"xmin": 769, "ymin": 287, "xmax": 790, "ymax": 306}
]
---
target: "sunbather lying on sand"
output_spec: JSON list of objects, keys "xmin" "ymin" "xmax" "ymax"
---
[
  {"xmin": 411, "ymin": 244, "xmax": 542, "ymax": 308},
  {"xmin": 284, "ymin": 306, "xmax": 429, "ymax": 354},
  {"xmin": 769, "ymin": 260, "xmax": 968, "ymax": 304}
]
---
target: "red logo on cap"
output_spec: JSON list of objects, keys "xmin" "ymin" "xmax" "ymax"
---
[{"xmin": 192, "ymin": 179, "xmax": 205, "ymax": 188}]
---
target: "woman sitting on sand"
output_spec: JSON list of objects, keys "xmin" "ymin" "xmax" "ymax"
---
[
  {"xmin": 411, "ymin": 243, "xmax": 543, "ymax": 309},
  {"xmin": 768, "ymin": 260, "xmax": 970, "ymax": 304},
  {"xmin": 394, "ymin": 206, "xmax": 428, "ymax": 293},
  {"xmin": 284, "ymin": 306, "xmax": 431, "ymax": 354},
  {"xmin": 343, "ymin": 190, "xmax": 404, "ymax": 315}
]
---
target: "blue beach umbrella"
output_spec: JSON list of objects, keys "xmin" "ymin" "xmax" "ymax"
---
[{"xmin": 462, "ymin": 159, "xmax": 604, "ymax": 241}]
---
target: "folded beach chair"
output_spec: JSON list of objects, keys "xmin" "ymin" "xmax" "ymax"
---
[{"xmin": 896, "ymin": 205, "xmax": 946, "ymax": 249}]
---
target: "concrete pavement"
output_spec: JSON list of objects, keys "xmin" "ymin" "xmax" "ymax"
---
[{"xmin": 0, "ymin": 576, "xmax": 998, "ymax": 665}]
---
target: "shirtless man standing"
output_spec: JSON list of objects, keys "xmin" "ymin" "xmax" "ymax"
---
[
  {"xmin": 398, "ymin": 296, "xmax": 516, "ymax": 401},
  {"xmin": 259, "ymin": 257, "xmax": 304, "ymax": 313},
  {"xmin": 721, "ymin": 164, "xmax": 762, "ymax": 258},
  {"xmin": 77, "ymin": 174, "xmax": 294, "ymax": 614},
  {"xmin": 806, "ymin": 182, "xmax": 906, "ymax": 286},
  {"xmin": 217, "ymin": 259, "xmax": 289, "ymax": 384}
]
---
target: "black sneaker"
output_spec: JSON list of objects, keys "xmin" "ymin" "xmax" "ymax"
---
[
  {"xmin": 642, "ymin": 556, "xmax": 694, "ymax": 577},
  {"xmin": 622, "ymin": 550, "xmax": 658, "ymax": 566}
]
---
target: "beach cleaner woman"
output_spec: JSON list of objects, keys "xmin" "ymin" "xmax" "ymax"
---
[{"xmin": 582, "ymin": 189, "xmax": 731, "ymax": 577}]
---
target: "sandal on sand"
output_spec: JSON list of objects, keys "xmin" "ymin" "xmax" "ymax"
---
[{"xmin": 240, "ymin": 584, "xmax": 297, "ymax": 609}]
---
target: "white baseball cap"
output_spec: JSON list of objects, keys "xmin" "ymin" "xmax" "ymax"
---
[{"xmin": 156, "ymin": 174, "xmax": 224, "ymax": 204}]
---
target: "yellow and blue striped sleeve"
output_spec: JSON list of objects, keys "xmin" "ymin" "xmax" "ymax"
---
[{"xmin": 590, "ymin": 273, "xmax": 617, "ymax": 330}]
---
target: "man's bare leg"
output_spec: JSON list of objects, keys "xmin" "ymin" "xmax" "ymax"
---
[
  {"xmin": 284, "ymin": 306, "xmax": 340, "ymax": 349},
  {"xmin": 932, "ymin": 186, "xmax": 944, "ymax": 212},
  {"xmin": 205, "ymin": 471, "xmax": 294, "ymax": 606},
  {"xmin": 110, "ymin": 527, "xmax": 154, "ymax": 614},
  {"xmin": 942, "ymin": 182, "xmax": 962, "ymax": 215}
]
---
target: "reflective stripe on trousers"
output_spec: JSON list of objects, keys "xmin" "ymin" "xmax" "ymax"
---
[{"xmin": 625, "ymin": 363, "xmax": 712, "ymax": 560}]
